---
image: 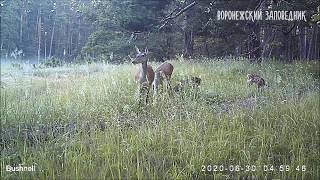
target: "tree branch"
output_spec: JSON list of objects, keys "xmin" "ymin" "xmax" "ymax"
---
[{"xmin": 158, "ymin": 1, "xmax": 197, "ymax": 30}]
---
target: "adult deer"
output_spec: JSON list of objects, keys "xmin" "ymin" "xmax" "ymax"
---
[
  {"xmin": 130, "ymin": 46, "xmax": 155, "ymax": 105},
  {"xmin": 152, "ymin": 62, "xmax": 174, "ymax": 95}
]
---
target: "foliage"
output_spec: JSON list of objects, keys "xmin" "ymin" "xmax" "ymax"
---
[
  {"xmin": 42, "ymin": 57, "xmax": 63, "ymax": 67},
  {"xmin": 1, "ymin": 0, "xmax": 319, "ymax": 62},
  {"xmin": 311, "ymin": 6, "xmax": 320, "ymax": 22},
  {"xmin": 0, "ymin": 0, "xmax": 20, "ymax": 53},
  {"xmin": 0, "ymin": 0, "xmax": 93, "ymax": 59},
  {"xmin": 81, "ymin": 0, "xmax": 174, "ymax": 62}
]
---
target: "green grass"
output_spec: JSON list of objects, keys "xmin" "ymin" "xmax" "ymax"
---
[{"xmin": 1, "ymin": 58, "xmax": 319, "ymax": 179}]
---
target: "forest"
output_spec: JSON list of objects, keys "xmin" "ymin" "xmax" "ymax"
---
[
  {"xmin": 1, "ymin": 0, "xmax": 319, "ymax": 63},
  {"xmin": 1, "ymin": 0, "xmax": 320, "ymax": 180}
]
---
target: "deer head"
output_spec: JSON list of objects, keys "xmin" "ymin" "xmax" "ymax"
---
[{"xmin": 130, "ymin": 46, "xmax": 149, "ymax": 64}]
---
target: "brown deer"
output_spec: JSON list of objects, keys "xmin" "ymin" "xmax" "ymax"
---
[
  {"xmin": 247, "ymin": 73, "xmax": 266, "ymax": 90},
  {"xmin": 130, "ymin": 46, "xmax": 155, "ymax": 105},
  {"xmin": 152, "ymin": 62, "xmax": 174, "ymax": 95}
]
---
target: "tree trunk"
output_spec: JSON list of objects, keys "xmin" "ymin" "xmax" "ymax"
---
[
  {"xmin": 307, "ymin": 24, "xmax": 316, "ymax": 60},
  {"xmin": 26, "ymin": 9, "xmax": 29, "ymax": 41},
  {"xmin": 183, "ymin": 0, "xmax": 195, "ymax": 58},
  {"xmin": 281, "ymin": 32, "xmax": 290, "ymax": 61},
  {"xmin": 313, "ymin": 25, "xmax": 318, "ymax": 59},
  {"xmin": 184, "ymin": 30, "xmax": 193, "ymax": 57},
  {"xmin": 261, "ymin": 27, "xmax": 274, "ymax": 60},
  {"xmin": 63, "ymin": 19, "xmax": 67, "ymax": 59},
  {"xmin": 299, "ymin": 25, "xmax": 307, "ymax": 60},
  {"xmin": 204, "ymin": 40, "xmax": 209, "ymax": 57},
  {"xmin": 49, "ymin": 18, "xmax": 55, "ymax": 58},
  {"xmin": 260, "ymin": 0, "xmax": 270, "ymax": 60},
  {"xmin": 315, "ymin": 25, "xmax": 319, "ymax": 59},
  {"xmin": 70, "ymin": 33, "xmax": 73, "ymax": 57},
  {"xmin": 287, "ymin": 33, "xmax": 293, "ymax": 61},
  {"xmin": 70, "ymin": 29, "xmax": 72, "ymax": 56},
  {"xmin": 44, "ymin": 32, "xmax": 47, "ymax": 61},
  {"xmin": 20, "ymin": 12, "xmax": 23, "ymax": 43},
  {"xmin": 37, "ymin": 7, "xmax": 42, "ymax": 63},
  {"xmin": 19, "ymin": 0, "xmax": 26, "ymax": 44},
  {"xmin": 78, "ymin": 17, "xmax": 81, "ymax": 51},
  {"xmin": 249, "ymin": 23, "xmax": 261, "ymax": 60}
]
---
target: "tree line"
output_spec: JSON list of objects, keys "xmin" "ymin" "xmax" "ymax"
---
[{"xmin": 1, "ymin": 0, "xmax": 319, "ymax": 63}]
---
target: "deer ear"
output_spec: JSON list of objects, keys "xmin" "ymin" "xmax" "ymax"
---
[
  {"xmin": 135, "ymin": 46, "xmax": 140, "ymax": 53},
  {"xmin": 145, "ymin": 47, "xmax": 148, "ymax": 54}
]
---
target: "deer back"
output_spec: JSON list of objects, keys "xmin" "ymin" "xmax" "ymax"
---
[{"xmin": 155, "ymin": 62, "xmax": 174, "ymax": 79}]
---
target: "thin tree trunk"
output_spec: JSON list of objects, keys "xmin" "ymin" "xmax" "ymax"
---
[
  {"xmin": 316, "ymin": 28, "xmax": 320, "ymax": 60},
  {"xmin": 204, "ymin": 40, "xmax": 209, "ymax": 57},
  {"xmin": 20, "ymin": 12, "xmax": 23, "ymax": 43},
  {"xmin": 261, "ymin": 27, "xmax": 274, "ymax": 60},
  {"xmin": 70, "ymin": 32, "xmax": 73, "ymax": 56},
  {"xmin": 78, "ymin": 17, "xmax": 81, "ymax": 50},
  {"xmin": 19, "ymin": 0, "xmax": 26, "ymax": 44},
  {"xmin": 44, "ymin": 32, "xmax": 47, "ymax": 61},
  {"xmin": 299, "ymin": 25, "xmax": 306, "ymax": 60},
  {"xmin": 37, "ymin": 7, "xmax": 42, "ymax": 63},
  {"xmin": 183, "ymin": 0, "xmax": 195, "ymax": 58},
  {"xmin": 26, "ymin": 10, "xmax": 29, "ymax": 41},
  {"xmin": 287, "ymin": 33, "xmax": 292, "ymax": 61},
  {"xmin": 249, "ymin": 23, "xmax": 261, "ymax": 60},
  {"xmin": 49, "ymin": 18, "xmax": 55, "ymax": 58},
  {"xmin": 303, "ymin": 27, "xmax": 308, "ymax": 59},
  {"xmin": 307, "ymin": 24, "xmax": 316, "ymax": 60},
  {"xmin": 184, "ymin": 30, "xmax": 194, "ymax": 57},
  {"xmin": 260, "ymin": 0, "xmax": 269, "ymax": 60},
  {"xmin": 63, "ymin": 18, "xmax": 68, "ymax": 59},
  {"xmin": 312, "ymin": 24, "xmax": 318, "ymax": 59},
  {"xmin": 70, "ymin": 18, "xmax": 72, "ymax": 57}
]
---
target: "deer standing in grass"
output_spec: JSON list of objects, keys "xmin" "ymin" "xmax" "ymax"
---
[
  {"xmin": 152, "ymin": 62, "xmax": 174, "ymax": 96},
  {"xmin": 130, "ymin": 46, "xmax": 155, "ymax": 105}
]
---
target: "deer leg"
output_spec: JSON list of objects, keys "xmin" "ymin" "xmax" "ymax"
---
[
  {"xmin": 137, "ymin": 85, "xmax": 144, "ymax": 106},
  {"xmin": 145, "ymin": 86, "xmax": 150, "ymax": 104},
  {"xmin": 138, "ymin": 86, "xmax": 143, "ymax": 106},
  {"xmin": 139, "ymin": 82, "xmax": 149, "ymax": 105},
  {"xmin": 152, "ymin": 81, "xmax": 158, "ymax": 96},
  {"xmin": 166, "ymin": 78, "xmax": 172, "ymax": 90},
  {"xmin": 166, "ymin": 79, "xmax": 174, "ymax": 97},
  {"xmin": 160, "ymin": 73, "xmax": 171, "ymax": 96},
  {"xmin": 258, "ymin": 86, "xmax": 264, "ymax": 93}
]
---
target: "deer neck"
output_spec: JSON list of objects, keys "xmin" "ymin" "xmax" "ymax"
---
[{"xmin": 140, "ymin": 61, "xmax": 148, "ymax": 84}]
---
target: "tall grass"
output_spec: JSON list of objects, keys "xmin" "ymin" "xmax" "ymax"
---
[{"xmin": 1, "ymin": 58, "xmax": 319, "ymax": 179}]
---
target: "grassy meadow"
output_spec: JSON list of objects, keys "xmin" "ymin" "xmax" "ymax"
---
[{"xmin": 1, "ymin": 58, "xmax": 320, "ymax": 179}]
